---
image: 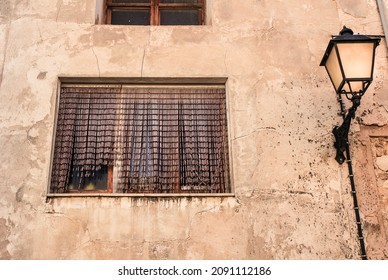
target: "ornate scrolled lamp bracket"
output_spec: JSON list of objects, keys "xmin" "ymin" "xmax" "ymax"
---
[{"xmin": 332, "ymin": 96, "xmax": 360, "ymax": 164}]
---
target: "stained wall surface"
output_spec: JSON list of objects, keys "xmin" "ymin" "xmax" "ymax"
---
[{"xmin": 0, "ymin": 0, "xmax": 387, "ymax": 259}]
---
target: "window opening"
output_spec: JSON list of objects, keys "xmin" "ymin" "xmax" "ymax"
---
[{"xmin": 50, "ymin": 83, "xmax": 229, "ymax": 194}]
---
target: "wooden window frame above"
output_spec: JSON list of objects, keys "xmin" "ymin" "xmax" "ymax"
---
[{"xmin": 105, "ymin": 0, "xmax": 205, "ymax": 25}]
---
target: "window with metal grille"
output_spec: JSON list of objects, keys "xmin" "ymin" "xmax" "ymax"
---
[
  {"xmin": 105, "ymin": 0, "xmax": 205, "ymax": 25},
  {"xmin": 50, "ymin": 83, "xmax": 230, "ymax": 194}
]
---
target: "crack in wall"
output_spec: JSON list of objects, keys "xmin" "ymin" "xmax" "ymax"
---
[
  {"xmin": 62, "ymin": 227, "xmax": 92, "ymax": 259},
  {"xmin": 36, "ymin": 22, "xmax": 43, "ymax": 43},
  {"xmin": 91, "ymin": 47, "xmax": 101, "ymax": 78},
  {"xmin": 249, "ymin": 188, "xmax": 314, "ymax": 198},
  {"xmin": 232, "ymin": 127, "xmax": 279, "ymax": 141},
  {"xmin": 0, "ymin": 27, "xmax": 9, "ymax": 90},
  {"xmin": 56, "ymin": 0, "xmax": 63, "ymax": 22},
  {"xmin": 140, "ymin": 48, "xmax": 146, "ymax": 78},
  {"xmin": 0, "ymin": 1, "xmax": 13, "ymax": 91},
  {"xmin": 140, "ymin": 28, "xmax": 151, "ymax": 77}
]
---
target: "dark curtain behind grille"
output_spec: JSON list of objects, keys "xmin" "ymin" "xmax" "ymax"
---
[
  {"xmin": 50, "ymin": 85, "xmax": 229, "ymax": 193},
  {"xmin": 50, "ymin": 86, "xmax": 120, "ymax": 193}
]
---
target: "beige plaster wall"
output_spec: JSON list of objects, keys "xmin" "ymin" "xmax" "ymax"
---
[{"xmin": 0, "ymin": 0, "xmax": 387, "ymax": 259}]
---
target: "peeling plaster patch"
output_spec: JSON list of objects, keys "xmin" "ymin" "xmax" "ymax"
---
[
  {"xmin": 149, "ymin": 242, "xmax": 173, "ymax": 260},
  {"xmin": 376, "ymin": 155, "xmax": 388, "ymax": 171},
  {"xmin": 27, "ymin": 126, "xmax": 40, "ymax": 142},
  {"xmin": 376, "ymin": 83, "xmax": 388, "ymax": 111},
  {"xmin": 337, "ymin": 0, "xmax": 368, "ymax": 18},
  {"xmin": 55, "ymin": 0, "xmax": 93, "ymax": 24},
  {"xmin": 15, "ymin": 185, "xmax": 24, "ymax": 202},
  {"xmin": 92, "ymin": 29, "xmax": 127, "ymax": 47},
  {"xmin": 0, "ymin": 0, "xmax": 11, "ymax": 23},
  {"xmin": 15, "ymin": 88, "xmax": 38, "ymax": 113},
  {"xmin": 358, "ymin": 135, "xmax": 388, "ymax": 259},
  {"xmin": 170, "ymin": 27, "xmax": 210, "ymax": 45},
  {"xmin": 360, "ymin": 107, "xmax": 388, "ymax": 127},
  {"xmin": 36, "ymin": 71, "xmax": 47, "ymax": 80},
  {"xmin": 0, "ymin": 218, "xmax": 12, "ymax": 259}
]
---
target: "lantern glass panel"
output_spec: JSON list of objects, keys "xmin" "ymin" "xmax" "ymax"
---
[
  {"xmin": 337, "ymin": 42, "xmax": 375, "ymax": 79},
  {"xmin": 325, "ymin": 46, "xmax": 343, "ymax": 92},
  {"xmin": 343, "ymin": 81, "xmax": 364, "ymax": 93}
]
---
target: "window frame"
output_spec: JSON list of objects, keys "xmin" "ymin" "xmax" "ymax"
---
[
  {"xmin": 105, "ymin": 0, "xmax": 206, "ymax": 26},
  {"xmin": 48, "ymin": 78, "xmax": 232, "ymax": 197}
]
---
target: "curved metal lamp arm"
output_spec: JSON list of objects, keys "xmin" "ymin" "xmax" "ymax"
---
[{"xmin": 332, "ymin": 97, "xmax": 361, "ymax": 164}]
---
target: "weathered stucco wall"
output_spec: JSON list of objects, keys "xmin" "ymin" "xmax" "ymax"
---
[{"xmin": 0, "ymin": 0, "xmax": 387, "ymax": 259}]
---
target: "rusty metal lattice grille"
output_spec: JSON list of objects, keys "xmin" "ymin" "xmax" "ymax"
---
[{"xmin": 50, "ymin": 84, "xmax": 230, "ymax": 194}]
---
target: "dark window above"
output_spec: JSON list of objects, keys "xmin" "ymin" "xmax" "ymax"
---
[{"xmin": 105, "ymin": 0, "xmax": 205, "ymax": 25}]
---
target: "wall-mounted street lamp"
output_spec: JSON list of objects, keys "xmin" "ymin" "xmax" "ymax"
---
[
  {"xmin": 320, "ymin": 26, "xmax": 381, "ymax": 260},
  {"xmin": 320, "ymin": 26, "xmax": 380, "ymax": 164}
]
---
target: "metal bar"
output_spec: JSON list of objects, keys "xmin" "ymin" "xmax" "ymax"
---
[
  {"xmin": 337, "ymin": 95, "xmax": 368, "ymax": 260},
  {"xmin": 331, "ymin": 35, "xmax": 385, "ymax": 39}
]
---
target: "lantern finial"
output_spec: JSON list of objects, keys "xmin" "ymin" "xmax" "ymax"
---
[{"xmin": 339, "ymin": 26, "xmax": 353, "ymax": 36}]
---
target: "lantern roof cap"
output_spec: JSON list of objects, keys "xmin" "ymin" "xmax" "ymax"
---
[{"xmin": 320, "ymin": 26, "xmax": 380, "ymax": 66}]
